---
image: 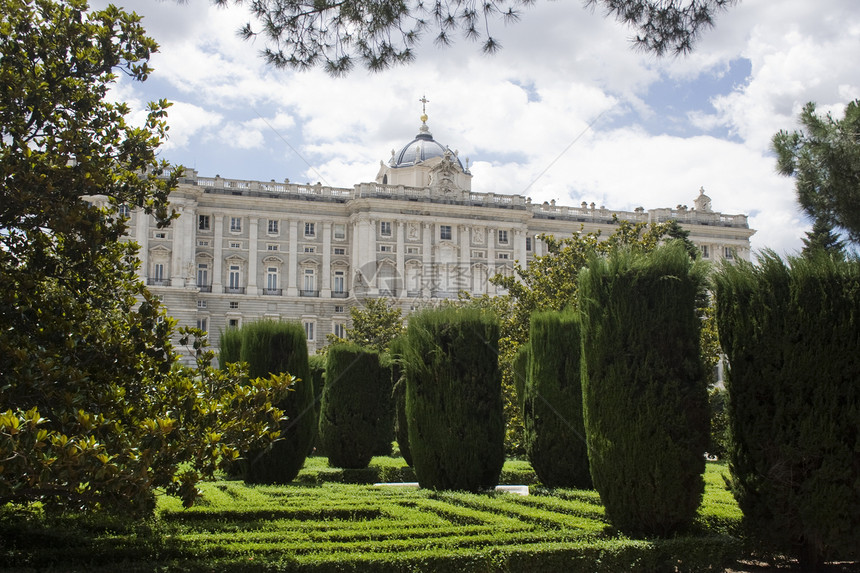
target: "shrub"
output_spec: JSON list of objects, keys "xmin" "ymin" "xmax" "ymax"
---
[
  {"xmin": 237, "ymin": 320, "xmax": 315, "ymax": 484},
  {"xmin": 707, "ymin": 386, "xmax": 729, "ymax": 459},
  {"xmin": 512, "ymin": 343, "xmax": 529, "ymax": 415},
  {"xmin": 374, "ymin": 353, "xmax": 396, "ymax": 456},
  {"xmin": 218, "ymin": 326, "xmax": 242, "ymax": 368},
  {"xmin": 307, "ymin": 354, "xmax": 327, "ymax": 455},
  {"xmin": 714, "ymin": 252, "xmax": 860, "ymax": 570},
  {"xmin": 403, "ymin": 307, "xmax": 504, "ymax": 491},
  {"xmin": 319, "ymin": 343, "xmax": 391, "ymax": 469},
  {"xmin": 523, "ymin": 311, "xmax": 591, "ymax": 489},
  {"xmin": 578, "ymin": 243, "xmax": 710, "ymax": 536},
  {"xmin": 389, "ymin": 336, "xmax": 412, "ymax": 466}
]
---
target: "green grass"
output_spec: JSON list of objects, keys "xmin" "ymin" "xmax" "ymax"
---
[{"xmin": 1, "ymin": 462, "xmax": 743, "ymax": 572}]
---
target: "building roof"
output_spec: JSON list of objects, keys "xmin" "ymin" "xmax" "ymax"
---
[{"xmin": 389, "ymin": 117, "xmax": 467, "ymax": 172}]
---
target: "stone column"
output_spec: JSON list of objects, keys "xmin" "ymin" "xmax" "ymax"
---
[
  {"xmin": 135, "ymin": 209, "xmax": 149, "ymax": 282},
  {"xmin": 422, "ymin": 222, "xmax": 432, "ymax": 297},
  {"xmin": 321, "ymin": 220, "xmax": 332, "ymax": 297},
  {"xmin": 170, "ymin": 204, "xmax": 186, "ymax": 287},
  {"xmin": 247, "ymin": 217, "xmax": 258, "ymax": 295},
  {"xmin": 459, "ymin": 224, "xmax": 470, "ymax": 294},
  {"xmin": 514, "ymin": 227, "xmax": 526, "ymax": 266},
  {"xmin": 396, "ymin": 221, "xmax": 405, "ymax": 298},
  {"xmin": 486, "ymin": 227, "xmax": 495, "ymax": 293},
  {"xmin": 286, "ymin": 219, "xmax": 298, "ymax": 296},
  {"xmin": 212, "ymin": 213, "xmax": 224, "ymax": 293}
]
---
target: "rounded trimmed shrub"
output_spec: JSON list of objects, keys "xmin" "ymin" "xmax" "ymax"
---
[
  {"xmin": 578, "ymin": 242, "xmax": 709, "ymax": 536},
  {"xmin": 523, "ymin": 310, "xmax": 591, "ymax": 489},
  {"xmin": 319, "ymin": 343, "xmax": 391, "ymax": 469},
  {"xmin": 714, "ymin": 252, "xmax": 860, "ymax": 570},
  {"xmin": 404, "ymin": 307, "xmax": 504, "ymax": 492},
  {"xmin": 238, "ymin": 320, "xmax": 315, "ymax": 484}
]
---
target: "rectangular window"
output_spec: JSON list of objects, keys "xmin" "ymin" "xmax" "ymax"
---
[
  {"xmin": 196, "ymin": 318, "xmax": 208, "ymax": 332},
  {"xmin": 154, "ymin": 232, "xmax": 167, "ymax": 239},
  {"xmin": 153, "ymin": 263, "xmax": 165, "ymax": 280},
  {"xmin": 267, "ymin": 267, "xmax": 279, "ymax": 290},
  {"xmin": 333, "ymin": 271, "xmax": 345, "ymax": 294},
  {"xmin": 498, "ymin": 253, "xmax": 509, "ymax": 259},
  {"xmin": 440, "ymin": 225, "xmax": 452, "ymax": 240},
  {"xmin": 118, "ymin": 204, "xmax": 131, "ymax": 218},
  {"xmin": 197, "ymin": 300, "xmax": 207, "ymax": 309},
  {"xmin": 304, "ymin": 222, "xmax": 315, "ymax": 237},
  {"xmin": 334, "ymin": 305, "xmax": 344, "ymax": 313},
  {"xmin": 724, "ymin": 247, "xmax": 734, "ymax": 260},
  {"xmin": 303, "ymin": 269, "xmax": 315, "ymax": 292},
  {"xmin": 197, "ymin": 263, "xmax": 209, "ymax": 287},
  {"xmin": 229, "ymin": 265, "xmax": 240, "ymax": 289},
  {"xmin": 334, "ymin": 247, "xmax": 345, "ymax": 255},
  {"xmin": 406, "ymin": 247, "xmax": 419, "ymax": 254},
  {"xmin": 229, "ymin": 301, "xmax": 239, "ymax": 309},
  {"xmin": 304, "ymin": 246, "xmax": 316, "ymax": 253},
  {"xmin": 228, "ymin": 318, "xmax": 240, "ymax": 329},
  {"xmin": 472, "ymin": 250, "xmax": 485, "ymax": 258},
  {"xmin": 334, "ymin": 223, "xmax": 346, "ymax": 239},
  {"xmin": 230, "ymin": 217, "xmax": 242, "ymax": 233},
  {"xmin": 379, "ymin": 245, "xmax": 393, "ymax": 252},
  {"xmin": 498, "ymin": 230, "xmax": 509, "ymax": 244},
  {"xmin": 333, "ymin": 323, "xmax": 346, "ymax": 339},
  {"xmin": 304, "ymin": 321, "xmax": 315, "ymax": 341},
  {"xmin": 198, "ymin": 215, "xmax": 210, "ymax": 230},
  {"xmin": 268, "ymin": 219, "xmax": 279, "ymax": 234},
  {"xmin": 701, "ymin": 245, "xmax": 710, "ymax": 258},
  {"xmin": 526, "ymin": 237, "xmax": 532, "ymax": 251},
  {"xmin": 267, "ymin": 244, "xmax": 279, "ymax": 251},
  {"xmin": 380, "ymin": 221, "xmax": 392, "ymax": 236},
  {"xmin": 229, "ymin": 241, "xmax": 241, "ymax": 249},
  {"xmin": 197, "ymin": 240, "xmax": 210, "ymax": 247}
]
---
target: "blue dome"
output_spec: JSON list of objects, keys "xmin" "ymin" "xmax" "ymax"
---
[{"xmin": 390, "ymin": 123, "xmax": 465, "ymax": 170}]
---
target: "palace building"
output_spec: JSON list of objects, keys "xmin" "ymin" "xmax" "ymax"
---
[{"xmin": 104, "ymin": 113, "xmax": 755, "ymax": 354}]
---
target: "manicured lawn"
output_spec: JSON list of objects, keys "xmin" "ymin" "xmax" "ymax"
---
[{"xmin": 1, "ymin": 460, "xmax": 743, "ymax": 572}]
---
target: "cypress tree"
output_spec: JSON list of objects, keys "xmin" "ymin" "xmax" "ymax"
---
[
  {"xmin": 389, "ymin": 336, "xmax": 412, "ymax": 466},
  {"xmin": 218, "ymin": 327, "xmax": 242, "ymax": 368},
  {"xmin": 238, "ymin": 320, "xmax": 315, "ymax": 484},
  {"xmin": 524, "ymin": 311, "xmax": 591, "ymax": 489},
  {"xmin": 512, "ymin": 343, "xmax": 529, "ymax": 416},
  {"xmin": 404, "ymin": 307, "xmax": 504, "ymax": 492},
  {"xmin": 319, "ymin": 343, "xmax": 390, "ymax": 469},
  {"xmin": 714, "ymin": 252, "xmax": 860, "ymax": 571},
  {"xmin": 307, "ymin": 354, "xmax": 327, "ymax": 455},
  {"xmin": 578, "ymin": 242, "xmax": 709, "ymax": 536}
]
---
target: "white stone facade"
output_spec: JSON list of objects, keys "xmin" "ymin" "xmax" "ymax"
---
[{"xmin": 105, "ymin": 121, "xmax": 755, "ymax": 355}]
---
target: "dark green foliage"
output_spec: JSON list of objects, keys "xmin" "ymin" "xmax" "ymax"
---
[
  {"xmin": 714, "ymin": 251, "xmax": 860, "ymax": 570},
  {"xmin": 578, "ymin": 242, "xmax": 710, "ymax": 536},
  {"xmin": 523, "ymin": 311, "xmax": 591, "ymax": 489},
  {"xmin": 389, "ymin": 336, "xmax": 412, "ymax": 466},
  {"xmin": 218, "ymin": 327, "xmax": 242, "ymax": 368},
  {"xmin": 404, "ymin": 307, "xmax": 504, "ymax": 492},
  {"xmin": 374, "ymin": 353, "xmax": 396, "ymax": 457},
  {"xmin": 307, "ymin": 354, "xmax": 326, "ymax": 455},
  {"xmin": 802, "ymin": 217, "xmax": 846, "ymax": 258},
  {"xmin": 237, "ymin": 320, "xmax": 315, "ymax": 484},
  {"xmin": 320, "ymin": 343, "xmax": 391, "ymax": 469},
  {"xmin": 708, "ymin": 387, "xmax": 729, "ymax": 459},
  {"xmin": 512, "ymin": 343, "xmax": 529, "ymax": 415}
]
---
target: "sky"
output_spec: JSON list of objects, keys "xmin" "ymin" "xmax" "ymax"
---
[{"xmin": 95, "ymin": 0, "xmax": 860, "ymax": 255}]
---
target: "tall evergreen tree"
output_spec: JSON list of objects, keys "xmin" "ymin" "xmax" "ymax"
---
[
  {"xmin": 801, "ymin": 217, "xmax": 846, "ymax": 258},
  {"xmin": 714, "ymin": 251, "xmax": 860, "ymax": 571},
  {"xmin": 579, "ymin": 242, "xmax": 710, "ymax": 536},
  {"xmin": 404, "ymin": 307, "xmax": 504, "ymax": 492}
]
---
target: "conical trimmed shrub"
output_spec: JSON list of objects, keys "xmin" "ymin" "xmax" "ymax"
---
[
  {"xmin": 714, "ymin": 252, "xmax": 860, "ymax": 570},
  {"xmin": 237, "ymin": 320, "xmax": 315, "ymax": 484},
  {"xmin": 578, "ymin": 242, "xmax": 709, "ymax": 536},
  {"xmin": 524, "ymin": 310, "xmax": 591, "ymax": 489},
  {"xmin": 320, "ymin": 343, "xmax": 390, "ymax": 469},
  {"xmin": 404, "ymin": 307, "xmax": 504, "ymax": 492}
]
